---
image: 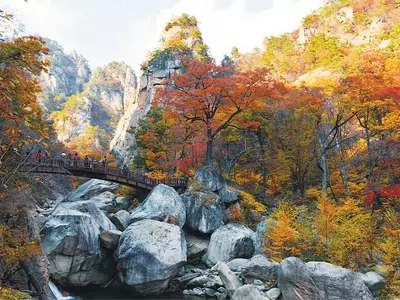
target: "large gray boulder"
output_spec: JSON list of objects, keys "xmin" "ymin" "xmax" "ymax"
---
[
  {"xmin": 306, "ymin": 261, "xmax": 375, "ymax": 300},
  {"xmin": 66, "ymin": 179, "xmax": 119, "ymax": 201},
  {"xmin": 41, "ymin": 210, "xmax": 115, "ymax": 286},
  {"xmin": 218, "ymin": 263, "xmax": 243, "ymax": 297},
  {"xmin": 278, "ymin": 257, "xmax": 323, "ymax": 300},
  {"xmin": 359, "ymin": 271, "xmax": 385, "ymax": 297},
  {"xmin": 218, "ymin": 187, "xmax": 242, "ymax": 205},
  {"xmin": 241, "ymin": 255, "xmax": 279, "ymax": 283},
  {"xmin": 193, "ymin": 166, "xmax": 226, "ymax": 192},
  {"xmin": 130, "ymin": 184, "xmax": 186, "ymax": 227},
  {"xmin": 182, "ymin": 191, "xmax": 227, "ymax": 233},
  {"xmin": 231, "ymin": 284, "xmax": 268, "ymax": 300},
  {"xmin": 204, "ymin": 224, "xmax": 255, "ymax": 267},
  {"xmin": 117, "ymin": 219, "xmax": 187, "ymax": 295}
]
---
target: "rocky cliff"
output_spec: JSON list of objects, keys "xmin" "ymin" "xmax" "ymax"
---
[
  {"xmin": 110, "ymin": 14, "xmax": 208, "ymax": 162},
  {"xmin": 38, "ymin": 39, "xmax": 137, "ymax": 151},
  {"xmin": 37, "ymin": 39, "xmax": 91, "ymax": 113}
]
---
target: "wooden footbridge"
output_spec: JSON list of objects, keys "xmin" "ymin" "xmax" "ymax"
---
[{"xmin": 17, "ymin": 158, "xmax": 188, "ymax": 190}]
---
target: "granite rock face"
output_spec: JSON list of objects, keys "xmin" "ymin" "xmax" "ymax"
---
[{"xmin": 110, "ymin": 15, "xmax": 208, "ymax": 162}]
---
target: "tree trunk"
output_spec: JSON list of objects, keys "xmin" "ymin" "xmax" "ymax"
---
[
  {"xmin": 205, "ymin": 127, "xmax": 213, "ymax": 166},
  {"xmin": 318, "ymin": 135, "xmax": 328, "ymax": 195},
  {"xmin": 257, "ymin": 131, "xmax": 267, "ymax": 191},
  {"xmin": 335, "ymin": 126, "xmax": 350, "ymax": 197},
  {"xmin": 365, "ymin": 125, "xmax": 374, "ymax": 180}
]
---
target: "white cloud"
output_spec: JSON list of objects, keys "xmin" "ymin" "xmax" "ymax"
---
[{"xmin": 0, "ymin": 0, "xmax": 323, "ymax": 74}]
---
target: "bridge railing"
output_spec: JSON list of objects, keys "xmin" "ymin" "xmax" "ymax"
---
[{"xmin": 18, "ymin": 156, "xmax": 188, "ymax": 188}]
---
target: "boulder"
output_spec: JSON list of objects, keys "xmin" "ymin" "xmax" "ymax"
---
[
  {"xmin": 66, "ymin": 179, "xmax": 119, "ymax": 201},
  {"xmin": 117, "ymin": 219, "xmax": 187, "ymax": 295},
  {"xmin": 100, "ymin": 229, "xmax": 122, "ymax": 250},
  {"xmin": 278, "ymin": 257, "xmax": 323, "ymax": 300},
  {"xmin": 130, "ymin": 184, "xmax": 186, "ymax": 227},
  {"xmin": 41, "ymin": 210, "xmax": 115, "ymax": 286},
  {"xmin": 266, "ymin": 288, "xmax": 281, "ymax": 300},
  {"xmin": 227, "ymin": 258, "xmax": 249, "ymax": 272},
  {"xmin": 231, "ymin": 284, "xmax": 268, "ymax": 300},
  {"xmin": 182, "ymin": 191, "xmax": 227, "ymax": 233},
  {"xmin": 109, "ymin": 210, "xmax": 130, "ymax": 231},
  {"xmin": 54, "ymin": 201, "xmax": 116, "ymax": 231},
  {"xmin": 241, "ymin": 255, "xmax": 279, "ymax": 283},
  {"xmin": 186, "ymin": 232, "xmax": 210, "ymax": 264},
  {"xmin": 204, "ymin": 224, "xmax": 255, "ymax": 267},
  {"xmin": 218, "ymin": 263, "xmax": 243, "ymax": 297},
  {"xmin": 254, "ymin": 219, "xmax": 268, "ymax": 254},
  {"xmin": 306, "ymin": 261, "xmax": 375, "ymax": 300},
  {"xmin": 218, "ymin": 187, "xmax": 242, "ymax": 205},
  {"xmin": 193, "ymin": 166, "xmax": 226, "ymax": 192},
  {"xmin": 359, "ymin": 271, "xmax": 385, "ymax": 297}
]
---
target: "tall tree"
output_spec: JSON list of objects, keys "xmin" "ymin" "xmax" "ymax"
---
[{"xmin": 155, "ymin": 57, "xmax": 278, "ymax": 166}]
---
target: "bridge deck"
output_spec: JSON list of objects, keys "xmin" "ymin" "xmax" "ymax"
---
[{"xmin": 17, "ymin": 158, "xmax": 187, "ymax": 190}]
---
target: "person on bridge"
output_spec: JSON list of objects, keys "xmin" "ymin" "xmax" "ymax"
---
[
  {"xmin": 122, "ymin": 164, "xmax": 129, "ymax": 175},
  {"xmin": 37, "ymin": 150, "xmax": 43, "ymax": 163},
  {"xmin": 101, "ymin": 155, "xmax": 107, "ymax": 170},
  {"xmin": 60, "ymin": 152, "xmax": 66, "ymax": 166},
  {"xmin": 84, "ymin": 155, "xmax": 89, "ymax": 167},
  {"xmin": 73, "ymin": 153, "xmax": 80, "ymax": 167}
]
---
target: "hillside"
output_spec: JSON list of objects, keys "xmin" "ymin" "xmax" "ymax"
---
[{"xmin": 234, "ymin": 0, "xmax": 400, "ymax": 84}]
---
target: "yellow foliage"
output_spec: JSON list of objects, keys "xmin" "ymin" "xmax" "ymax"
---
[
  {"xmin": 313, "ymin": 196, "xmax": 376, "ymax": 270},
  {"xmin": 239, "ymin": 190, "xmax": 266, "ymax": 214},
  {"xmin": 377, "ymin": 208, "xmax": 400, "ymax": 298},
  {"xmin": 263, "ymin": 202, "xmax": 305, "ymax": 261},
  {"xmin": 234, "ymin": 169, "xmax": 262, "ymax": 187},
  {"xmin": 0, "ymin": 287, "xmax": 32, "ymax": 300},
  {"xmin": 0, "ymin": 225, "xmax": 43, "ymax": 265},
  {"xmin": 148, "ymin": 170, "xmax": 168, "ymax": 180}
]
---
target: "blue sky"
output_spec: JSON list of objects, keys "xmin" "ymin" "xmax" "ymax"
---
[{"xmin": 1, "ymin": 0, "xmax": 323, "ymax": 73}]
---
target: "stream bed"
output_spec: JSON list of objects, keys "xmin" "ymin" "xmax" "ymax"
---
[{"xmin": 64, "ymin": 287, "xmax": 204, "ymax": 300}]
